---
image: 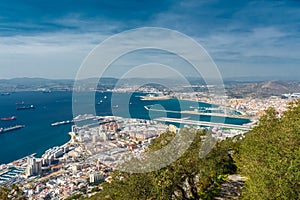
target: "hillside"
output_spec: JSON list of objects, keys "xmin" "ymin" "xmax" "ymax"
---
[
  {"xmin": 83, "ymin": 100, "xmax": 300, "ymax": 200},
  {"xmin": 226, "ymin": 81, "xmax": 300, "ymax": 98},
  {"xmin": 234, "ymin": 100, "xmax": 300, "ymax": 199}
]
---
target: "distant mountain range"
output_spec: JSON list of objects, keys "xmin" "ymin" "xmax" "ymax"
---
[
  {"xmin": 0, "ymin": 77, "xmax": 195, "ymax": 92},
  {"xmin": 0, "ymin": 78, "xmax": 74, "ymax": 91},
  {"xmin": 226, "ymin": 80, "xmax": 300, "ymax": 98},
  {"xmin": 0, "ymin": 78, "xmax": 299, "ymax": 98}
]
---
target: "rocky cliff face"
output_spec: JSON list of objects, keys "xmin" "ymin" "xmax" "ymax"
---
[{"xmin": 214, "ymin": 175, "xmax": 247, "ymax": 200}]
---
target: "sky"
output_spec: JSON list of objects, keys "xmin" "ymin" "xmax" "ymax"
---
[{"xmin": 0, "ymin": 0, "xmax": 299, "ymax": 80}]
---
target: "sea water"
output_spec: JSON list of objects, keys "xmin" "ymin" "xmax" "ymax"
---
[{"xmin": 0, "ymin": 91, "xmax": 249, "ymax": 164}]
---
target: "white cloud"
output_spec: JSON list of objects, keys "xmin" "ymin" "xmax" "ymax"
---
[
  {"xmin": 0, "ymin": 0, "xmax": 299, "ymax": 79},
  {"xmin": 0, "ymin": 32, "xmax": 109, "ymax": 79},
  {"xmin": 198, "ymin": 26, "xmax": 300, "ymax": 61}
]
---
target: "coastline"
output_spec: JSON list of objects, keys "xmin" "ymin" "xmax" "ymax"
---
[
  {"xmin": 140, "ymin": 94, "xmax": 250, "ymax": 119},
  {"xmin": 144, "ymin": 105, "xmax": 250, "ymax": 120},
  {"xmin": 139, "ymin": 95, "xmax": 172, "ymax": 100},
  {"xmin": 0, "ymin": 91, "xmax": 251, "ymax": 165}
]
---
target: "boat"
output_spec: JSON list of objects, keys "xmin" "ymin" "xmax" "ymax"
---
[
  {"xmin": 51, "ymin": 120, "xmax": 72, "ymax": 126},
  {"xmin": 0, "ymin": 116, "xmax": 17, "ymax": 121},
  {"xmin": 16, "ymin": 105, "xmax": 35, "ymax": 110},
  {"xmin": 42, "ymin": 90, "xmax": 51, "ymax": 93},
  {"xmin": 0, "ymin": 125, "xmax": 25, "ymax": 134},
  {"xmin": 16, "ymin": 101, "xmax": 25, "ymax": 105},
  {"xmin": 0, "ymin": 92, "xmax": 10, "ymax": 96}
]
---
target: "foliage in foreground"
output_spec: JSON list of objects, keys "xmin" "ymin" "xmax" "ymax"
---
[
  {"xmin": 87, "ymin": 130, "xmax": 237, "ymax": 200},
  {"xmin": 234, "ymin": 100, "xmax": 300, "ymax": 199},
  {"xmin": 82, "ymin": 100, "xmax": 300, "ymax": 200},
  {"xmin": 0, "ymin": 184, "xmax": 26, "ymax": 200},
  {"xmin": 1, "ymin": 101, "xmax": 299, "ymax": 199}
]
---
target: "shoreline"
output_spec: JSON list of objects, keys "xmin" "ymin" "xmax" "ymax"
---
[
  {"xmin": 144, "ymin": 106, "xmax": 250, "ymax": 120},
  {"xmin": 2, "ymin": 91, "xmax": 283, "ymax": 167},
  {"xmin": 139, "ymin": 95, "xmax": 172, "ymax": 101},
  {"xmin": 0, "ymin": 94, "xmax": 247, "ymax": 166},
  {"xmin": 1, "ymin": 108, "xmax": 250, "ymax": 168}
]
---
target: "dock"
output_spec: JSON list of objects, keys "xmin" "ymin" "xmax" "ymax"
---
[
  {"xmin": 154, "ymin": 117, "xmax": 252, "ymax": 131},
  {"xmin": 144, "ymin": 106, "xmax": 249, "ymax": 119}
]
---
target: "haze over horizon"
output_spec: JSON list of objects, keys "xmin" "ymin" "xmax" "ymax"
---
[{"xmin": 0, "ymin": 0, "xmax": 299, "ymax": 80}]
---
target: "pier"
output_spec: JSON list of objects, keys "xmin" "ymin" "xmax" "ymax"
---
[
  {"xmin": 154, "ymin": 117, "xmax": 252, "ymax": 131},
  {"xmin": 144, "ymin": 106, "xmax": 249, "ymax": 119}
]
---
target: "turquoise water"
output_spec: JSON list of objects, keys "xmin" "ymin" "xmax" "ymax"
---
[{"xmin": 0, "ymin": 91, "xmax": 250, "ymax": 164}]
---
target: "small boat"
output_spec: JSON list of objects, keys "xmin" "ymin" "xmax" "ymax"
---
[
  {"xmin": 16, "ymin": 101, "xmax": 25, "ymax": 105},
  {"xmin": 42, "ymin": 90, "xmax": 51, "ymax": 93}
]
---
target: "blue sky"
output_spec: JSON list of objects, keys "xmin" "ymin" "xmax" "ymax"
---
[{"xmin": 0, "ymin": 0, "xmax": 299, "ymax": 80}]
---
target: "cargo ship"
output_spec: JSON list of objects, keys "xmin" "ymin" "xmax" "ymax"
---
[
  {"xmin": 16, "ymin": 105, "xmax": 35, "ymax": 110},
  {"xmin": 0, "ymin": 116, "xmax": 17, "ymax": 121},
  {"xmin": 0, "ymin": 125, "xmax": 25, "ymax": 134}
]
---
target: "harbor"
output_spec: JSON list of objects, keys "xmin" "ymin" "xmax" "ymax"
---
[
  {"xmin": 51, "ymin": 114, "xmax": 99, "ymax": 126},
  {"xmin": 144, "ymin": 106, "xmax": 250, "ymax": 119},
  {"xmin": 154, "ymin": 117, "xmax": 252, "ymax": 131},
  {"xmin": 0, "ymin": 168, "xmax": 25, "ymax": 185}
]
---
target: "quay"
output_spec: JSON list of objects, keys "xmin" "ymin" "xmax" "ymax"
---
[
  {"xmin": 144, "ymin": 106, "xmax": 249, "ymax": 119},
  {"xmin": 154, "ymin": 117, "xmax": 252, "ymax": 131}
]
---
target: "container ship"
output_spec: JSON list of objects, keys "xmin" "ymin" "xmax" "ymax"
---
[
  {"xmin": 16, "ymin": 105, "xmax": 35, "ymax": 110},
  {"xmin": 0, "ymin": 116, "xmax": 17, "ymax": 121},
  {"xmin": 0, "ymin": 125, "xmax": 25, "ymax": 133}
]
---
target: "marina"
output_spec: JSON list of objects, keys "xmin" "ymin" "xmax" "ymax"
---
[{"xmin": 0, "ymin": 167, "xmax": 25, "ymax": 185}]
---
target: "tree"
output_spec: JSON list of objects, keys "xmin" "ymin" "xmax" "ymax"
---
[
  {"xmin": 0, "ymin": 184, "xmax": 26, "ymax": 200},
  {"xmin": 87, "ymin": 129, "xmax": 238, "ymax": 200},
  {"xmin": 234, "ymin": 100, "xmax": 300, "ymax": 199}
]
